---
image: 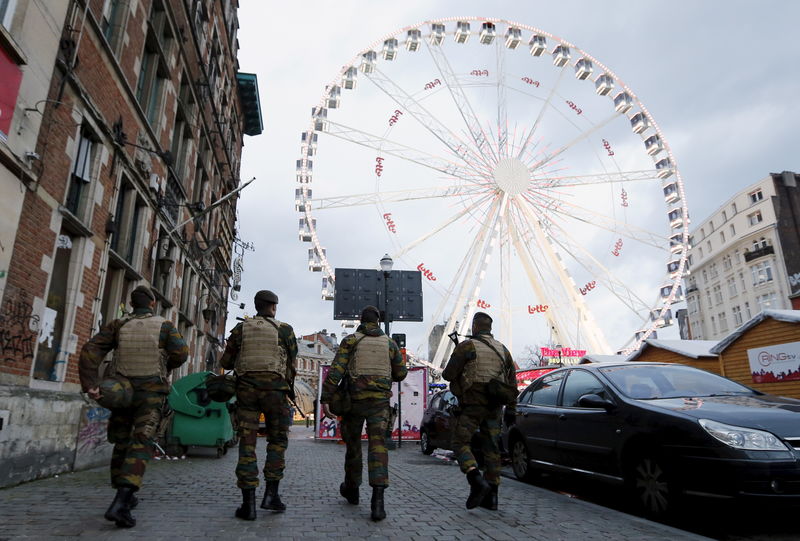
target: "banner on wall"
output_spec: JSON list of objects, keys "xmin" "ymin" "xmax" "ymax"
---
[
  {"xmin": 748, "ymin": 341, "xmax": 800, "ymax": 383},
  {"xmin": 316, "ymin": 365, "xmax": 428, "ymax": 441},
  {"xmin": 0, "ymin": 45, "xmax": 23, "ymax": 141}
]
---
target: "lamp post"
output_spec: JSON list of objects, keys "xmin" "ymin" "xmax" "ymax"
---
[
  {"xmin": 379, "ymin": 253, "xmax": 402, "ymax": 448},
  {"xmin": 554, "ymin": 343, "xmax": 562, "ymax": 366}
]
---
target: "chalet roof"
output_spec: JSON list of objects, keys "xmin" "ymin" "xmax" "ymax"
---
[
  {"xmin": 628, "ymin": 339, "xmax": 719, "ymax": 360},
  {"xmin": 710, "ymin": 310, "xmax": 800, "ymax": 354},
  {"xmin": 579, "ymin": 353, "xmax": 630, "ymax": 364}
]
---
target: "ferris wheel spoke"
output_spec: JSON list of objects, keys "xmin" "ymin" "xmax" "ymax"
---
[
  {"xmin": 530, "ymin": 112, "xmax": 621, "ymax": 172},
  {"xmin": 496, "ymin": 40, "xmax": 508, "ymax": 158},
  {"xmin": 534, "ymin": 169, "xmax": 665, "ymax": 189},
  {"xmin": 309, "ymin": 184, "xmax": 491, "ymax": 211},
  {"xmin": 325, "ymin": 120, "xmax": 486, "ymax": 183},
  {"xmin": 424, "ymin": 40, "xmax": 499, "ymax": 165},
  {"xmin": 516, "ymin": 66, "xmax": 566, "ymax": 161},
  {"xmin": 391, "ymin": 193, "xmax": 494, "ymax": 259},
  {"xmin": 541, "ymin": 213, "xmax": 654, "ymax": 315},
  {"xmin": 512, "ymin": 199, "xmax": 611, "ymax": 353},
  {"xmin": 366, "ymin": 68, "xmax": 494, "ymax": 175},
  {"xmin": 543, "ymin": 198, "xmax": 669, "ymax": 249}
]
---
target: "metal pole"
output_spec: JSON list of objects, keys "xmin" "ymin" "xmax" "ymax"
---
[{"xmin": 383, "ymin": 271, "xmax": 401, "ymax": 448}]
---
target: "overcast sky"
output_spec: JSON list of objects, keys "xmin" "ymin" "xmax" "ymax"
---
[{"xmin": 230, "ymin": 0, "xmax": 800, "ymax": 363}]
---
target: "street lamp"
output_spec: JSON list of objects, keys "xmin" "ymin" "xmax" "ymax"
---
[
  {"xmin": 379, "ymin": 253, "xmax": 402, "ymax": 448},
  {"xmin": 379, "ymin": 253, "xmax": 393, "ymax": 273}
]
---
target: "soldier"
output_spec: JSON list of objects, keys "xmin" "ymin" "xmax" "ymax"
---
[
  {"xmin": 220, "ymin": 290, "xmax": 298, "ymax": 520},
  {"xmin": 78, "ymin": 285, "xmax": 188, "ymax": 528},
  {"xmin": 320, "ymin": 305, "xmax": 407, "ymax": 522},
  {"xmin": 442, "ymin": 312, "xmax": 517, "ymax": 511}
]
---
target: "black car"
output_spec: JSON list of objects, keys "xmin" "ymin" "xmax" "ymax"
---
[
  {"xmin": 419, "ymin": 389, "xmax": 486, "ymax": 459},
  {"xmin": 505, "ymin": 362, "xmax": 800, "ymax": 517}
]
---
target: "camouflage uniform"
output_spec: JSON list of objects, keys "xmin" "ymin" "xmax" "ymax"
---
[
  {"xmin": 220, "ymin": 314, "xmax": 297, "ymax": 489},
  {"xmin": 78, "ymin": 307, "xmax": 188, "ymax": 490},
  {"xmin": 442, "ymin": 330, "xmax": 516, "ymax": 487},
  {"xmin": 320, "ymin": 322, "xmax": 407, "ymax": 488}
]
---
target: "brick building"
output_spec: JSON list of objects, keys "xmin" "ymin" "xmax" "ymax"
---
[{"xmin": 0, "ymin": 0, "xmax": 261, "ymax": 487}]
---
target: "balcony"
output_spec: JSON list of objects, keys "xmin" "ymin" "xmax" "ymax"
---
[{"xmin": 743, "ymin": 245, "xmax": 774, "ymax": 262}]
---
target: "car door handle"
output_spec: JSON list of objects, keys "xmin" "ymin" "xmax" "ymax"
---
[
  {"xmin": 558, "ymin": 414, "xmax": 566, "ymax": 420},
  {"xmin": 521, "ymin": 411, "xmax": 529, "ymax": 417}
]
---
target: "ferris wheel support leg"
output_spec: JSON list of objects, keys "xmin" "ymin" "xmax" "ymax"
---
[
  {"xmin": 515, "ymin": 201, "xmax": 611, "ymax": 354},
  {"xmin": 431, "ymin": 196, "xmax": 506, "ymax": 370}
]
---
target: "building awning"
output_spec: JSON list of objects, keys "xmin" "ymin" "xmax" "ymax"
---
[{"xmin": 236, "ymin": 72, "xmax": 263, "ymax": 136}]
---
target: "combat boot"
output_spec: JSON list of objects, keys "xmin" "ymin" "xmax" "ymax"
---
[
  {"xmin": 261, "ymin": 480, "xmax": 286, "ymax": 512},
  {"xmin": 104, "ymin": 486, "xmax": 137, "ymax": 528},
  {"xmin": 370, "ymin": 487, "xmax": 386, "ymax": 522},
  {"xmin": 339, "ymin": 482, "xmax": 359, "ymax": 505},
  {"xmin": 235, "ymin": 488, "xmax": 256, "ymax": 520},
  {"xmin": 479, "ymin": 484, "xmax": 498, "ymax": 510},
  {"xmin": 465, "ymin": 469, "xmax": 491, "ymax": 509}
]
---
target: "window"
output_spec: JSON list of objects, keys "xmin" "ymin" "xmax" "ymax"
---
[
  {"xmin": 561, "ymin": 370, "xmax": 608, "ymax": 407},
  {"xmin": 713, "ymin": 284, "xmax": 723, "ymax": 305},
  {"xmin": 706, "ymin": 241, "xmax": 712, "ymax": 253},
  {"xmin": 719, "ymin": 231, "xmax": 725, "ymax": 244},
  {"xmin": 729, "ymin": 224, "xmax": 736, "ymax": 236},
  {"xmin": 748, "ymin": 211, "xmax": 763, "ymax": 226},
  {"xmin": 101, "ymin": 0, "xmax": 127, "ymax": 53},
  {"xmin": 700, "ymin": 227, "xmax": 705, "ymax": 239},
  {"xmin": 752, "ymin": 237, "xmax": 769, "ymax": 250},
  {"xmin": 751, "ymin": 261, "xmax": 773, "ymax": 285},
  {"xmin": 721, "ymin": 210, "xmax": 727, "ymax": 222},
  {"xmin": 727, "ymin": 276, "xmax": 737, "ymax": 297},
  {"xmin": 709, "ymin": 263, "xmax": 718, "ymax": 279},
  {"xmin": 136, "ymin": 1, "xmax": 172, "ymax": 127},
  {"xmin": 688, "ymin": 296, "xmax": 699, "ymax": 314},
  {"xmin": 732, "ymin": 305, "xmax": 743, "ymax": 326},
  {"xmin": 719, "ymin": 312, "xmax": 728, "ymax": 333},
  {"xmin": 33, "ymin": 232, "xmax": 74, "ymax": 381},
  {"xmin": 739, "ymin": 272, "xmax": 747, "ymax": 294},
  {"xmin": 526, "ymin": 372, "xmax": 566, "ymax": 406},
  {"xmin": 698, "ymin": 246, "xmax": 703, "ymax": 258},
  {"xmin": 110, "ymin": 181, "xmax": 144, "ymax": 266},
  {"xmin": 749, "ymin": 190, "xmax": 763, "ymax": 204},
  {"xmin": 745, "ymin": 301, "xmax": 752, "ymax": 319},
  {"xmin": 722, "ymin": 255, "xmax": 732, "ymax": 271},
  {"xmin": 711, "ymin": 315, "xmax": 717, "ymax": 335},
  {"xmin": 179, "ymin": 264, "xmax": 196, "ymax": 318},
  {"xmin": 731, "ymin": 202, "xmax": 737, "ymax": 214},
  {"xmin": 705, "ymin": 290, "xmax": 713, "ymax": 310},
  {"xmin": 757, "ymin": 292, "xmax": 777, "ymax": 312},
  {"xmin": 65, "ymin": 127, "xmax": 95, "ymax": 218},
  {"xmin": 702, "ymin": 270, "xmax": 708, "ymax": 283}
]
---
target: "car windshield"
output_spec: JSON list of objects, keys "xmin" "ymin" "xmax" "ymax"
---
[{"xmin": 599, "ymin": 364, "xmax": 755, "ymax": 399}]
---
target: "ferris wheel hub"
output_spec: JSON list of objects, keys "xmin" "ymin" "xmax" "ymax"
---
[{"xmin": 492, "ymin": 158, "xmax": 530, "ymax": 195}]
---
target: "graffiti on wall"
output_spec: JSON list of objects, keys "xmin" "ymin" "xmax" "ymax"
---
[
  {"xmin": 76, "ymin": 406, "xmax": 111, "ymax": 454},
  {"xmin": 0, "ymin": 289, "xmax": 39, "ymax": 363}
]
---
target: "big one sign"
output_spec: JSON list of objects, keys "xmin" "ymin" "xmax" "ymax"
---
[{"xmin": 747, "ymin": 341, "xmax": 800, "ymax": 383}]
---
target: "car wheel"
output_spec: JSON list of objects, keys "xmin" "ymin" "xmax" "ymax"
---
[
  {"xmin": 628, "ymin": 454, "xmax": 677, "ymax": 518},
  {"xmin": 510, "ymin": 438, "xmax": 532, "ymax": 481},
  {"xmin": 420, "ymin": 430, "xmax": 435, "ymax": 455}
]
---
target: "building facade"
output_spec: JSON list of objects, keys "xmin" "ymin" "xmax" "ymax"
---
[
  {"xmin": 684, "ymin": 173, "xmax": 799, "ymax": 340},
  {"xmin": 0, "ymin": 0, "xmax": 261, "ymax": 487},
  {"xmin": 297, "ymin": 332, "xmax": 336, "ymax": 394}
]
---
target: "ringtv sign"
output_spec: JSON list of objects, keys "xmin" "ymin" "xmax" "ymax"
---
[{"xmin": 747, "ymin": 341, "xmax": 800, "ymax": 383}]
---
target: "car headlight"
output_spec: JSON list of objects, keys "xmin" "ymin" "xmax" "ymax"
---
[{"xmin": 699, "ymin": 419, "xmax": 789, "ymax": 451}]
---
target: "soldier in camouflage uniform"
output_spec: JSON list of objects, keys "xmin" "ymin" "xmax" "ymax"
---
[
  {"xmin": 321, "ymin": 306, "xmax": 407, "ymax": 522},
  {"xmin": 220, "ymin": 290, "xmax": 298, "ymax": 521},
  {"xmin": 79, "ymin": 285, "xmax": 188, "ymax": 528},
  {"xmin": 442, "ymin": 312, "xmax": 517, "ymax": 511}
]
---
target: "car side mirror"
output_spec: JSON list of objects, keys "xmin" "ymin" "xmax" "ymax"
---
[{"xmin": 578, "ymin": 393, "xmax": 614, "ymax": 411}]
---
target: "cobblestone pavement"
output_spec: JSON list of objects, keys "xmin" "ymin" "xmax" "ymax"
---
[{"xmin": 0, "ymin": 426, "xmax": 710, "ymax": 541}]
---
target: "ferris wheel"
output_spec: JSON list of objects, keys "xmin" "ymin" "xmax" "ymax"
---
[{"xmin": 295, "ymin": 17, "xmax": 690, "ymax": 369}]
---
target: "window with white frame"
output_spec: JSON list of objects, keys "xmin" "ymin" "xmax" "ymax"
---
[
  {"xmin": 706, "ymin": 290, "xmax": 713, "ymax": 309},
  {"xmin": 706, "ymin": 241, "xmax": 712, "ymax": 253},
  {"xmin": 752, "ymin": 237, "xmax": 769, "ymax": 250},
  {"xmin": 698, "ymin": 246, "xmax": 704, "ymax": 258},
  {"xmin": 710, "ymin": 263, "xmax": 718, "ymax": 279},
  {"xmin": 750, "ymin": 261, "xmax": 773, "ymax": 285},
  {"xmin": 756, "ymin": 292, "xmax": 777, "ymax": 312},
  {"xmin": 739, "ymin": 272, "xmax": 747, "ymax": 294},
  {"xmin": 702, "ymin": 270, "xmax": 708, "ymax": 283},
  {"xmin": 745, "ymin": 301, "xmax": 752, "ymax": 319},
  {"xmin": 731, "ymin": 202, "xmax": 737, "ymax": 214},
  {"xmin": 711, "ymin": 315, "xmax": 717, "ymax": 335},
  {"xmin": 688, "ymin": 296, "xmax": 699, "ymax": 314},
  {"xmin": 719, "ymin": 312, "xmax": 728, "ymax": 333},
  {"xmin": 748, "ymin": 210, "xmax": 763, "ymax": 226},
  {"xmin": 64, "ymin": 126, "xmax": 96, "ymax": 220},
  {"xmin": 721, "ymin": 210, "xmax": 727, "ymax": 222},
  {"xmin": 727, "ymin": 276, "xmax": 737, "ymax": 297},
  {"xmin": 732, "ymin": 305, "xmax": 743, "ymax": 326},
  {"xmin": 722, "ymin": 255, "xmax": 732, "ymax": 271},
  {"xmin": 713, "ymin": 284, "xmax": 723, "ymax": 305},
  {"xmin": 729, "ymin": 223, "xmax": 736, "ymax": 236},
  {"xmin": 719, "ymin": 231, "xmax": 725, "ymax": 244},
  {"xmin": 101, "ymin": 0, "xmax": 128, "ymax": 53},
  {"xmin": 749, "ymin": 189, "xmax": 763, "ymax": 204}
]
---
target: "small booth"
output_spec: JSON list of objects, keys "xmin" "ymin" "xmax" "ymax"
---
[
  {"xmin": 627, "ymin": 339, "xmax": 720, "ymax": 374},
  {"xmin": 709, "ymin": 310, "xmax": 800, "ymax": 399}
]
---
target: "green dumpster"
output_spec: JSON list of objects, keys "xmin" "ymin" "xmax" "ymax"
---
[{"xmin": 166, "ymin": 371, "xmax": 236, "ymax": 457}]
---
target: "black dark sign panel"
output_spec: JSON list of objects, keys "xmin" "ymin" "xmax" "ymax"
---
[{"xmin": 333, "ymin": 268, "xmax": 423, "ymax": 322}]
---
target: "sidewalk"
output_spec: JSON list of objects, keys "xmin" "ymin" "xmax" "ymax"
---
[{"xmin": 0, "ymin": 427, "xmax": 710, "ymax": 540}]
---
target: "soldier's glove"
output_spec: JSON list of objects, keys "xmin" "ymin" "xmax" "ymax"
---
[{"xmin": 503, "ymin": 410, "xmax": 516, "ymax": 427}]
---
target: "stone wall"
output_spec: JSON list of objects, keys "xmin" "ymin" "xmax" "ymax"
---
[{"xmin": 0, "ymin": 384, "xmax": 111, "ymax": 488}]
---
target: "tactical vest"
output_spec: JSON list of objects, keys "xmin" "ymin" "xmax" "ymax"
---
[
  {"xmin": 349, "ymin": 333, "xmax": 391, "ymax": 378},
  {"xmin": 462, "ymin": 337, "xmax": 505, "ymax": 390},
  {"xmin": 235, "ymin": 317, "xmax": 287, "ymax": 376},
  {"xmin": 115, "ymin": 315, "xmax": 167, "ymax": 378}
]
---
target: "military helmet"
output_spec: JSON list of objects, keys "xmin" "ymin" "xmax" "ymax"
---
[
  {"xmin": 96, "ymin": 376, "xmax": 134, "ymax": 409},
  {"xmin": 205, "ymin": 373, "xmax": 236, "ymax": 402}
]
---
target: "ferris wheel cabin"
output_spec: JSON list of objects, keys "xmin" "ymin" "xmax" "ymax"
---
[
  {"xmin": 529, "ymin": 34, "xmax": 547, "ymax": 56},
  {"xmin": 595, "ymin": 73, "xmax": 614, "ymax": 95},
  {"xmin": 552, "ymin": 44, "xmax": 571, "ymax": 67},
  {"xmin": 479, "ymin": 22, "xmax": 496, "ymax": 44},
  {"xmin": 505, "ymin": 27, "xmax": 522, "ymax": 49}
]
